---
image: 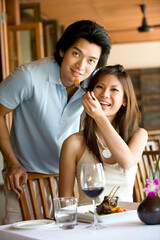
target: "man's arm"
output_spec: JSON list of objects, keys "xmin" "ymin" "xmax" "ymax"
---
[{"xmin": 0, "ymin": 103, "xmax": 27, "ymax": 198}]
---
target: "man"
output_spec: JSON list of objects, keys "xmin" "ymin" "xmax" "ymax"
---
[{"xmin": 0, "ymin": 20, "xmax": 111, "ymax": 223}]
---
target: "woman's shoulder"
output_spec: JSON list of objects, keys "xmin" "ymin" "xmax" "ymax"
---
[
  {"xmin": 134, "ymin": 127, "xmax": 148, "ymax": 138},
  {"xmin": 63, "ymin": 131, "xmax": 85, "ymax": 150},
  {"xmin": 62, "ymin": 131, "xmax": 86, "ymax": 161},
  {"xmin": 131, "ymin": 127, "xmax": 148, "ymax": 146}
]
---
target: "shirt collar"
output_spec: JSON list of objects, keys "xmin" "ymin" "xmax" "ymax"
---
[{"xmin": 48, "ymin": 59, "xmax": 63, "ymax": 86}]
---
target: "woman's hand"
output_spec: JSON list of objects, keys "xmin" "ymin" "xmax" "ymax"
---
[{"xmin": 82, "ymin": 91, "xmax": 106, "ymax": 120}]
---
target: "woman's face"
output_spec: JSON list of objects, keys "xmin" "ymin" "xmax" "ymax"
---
[{"xmin": 93, "ymin": 74, "xmax": 126, "ymax": 122}]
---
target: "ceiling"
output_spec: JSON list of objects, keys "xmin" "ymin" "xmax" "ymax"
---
[{"xmin": 20, "ymin": 0, "xmax": 160, "ymax": 44}]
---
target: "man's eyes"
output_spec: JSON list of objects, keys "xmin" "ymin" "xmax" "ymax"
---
[
  {"xmin": 73, "ymin": 51, "xmax": 80, "ymax": 57},
  {"xmin": 89, "ymin": 59, "xmax": 96, "ymax": 64},
  {"xmin": 72, "ymin": 51, "xmax": 97, "ymax": 65}
]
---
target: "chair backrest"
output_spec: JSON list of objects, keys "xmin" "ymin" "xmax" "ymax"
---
[
  {"xmin": 147, "ymin": 130, "xmax": 160, "ymax": 141},
  {"xmin": 133, "ymin": 150, "xmax": 160, "ymax": 202},
  {"xmin": 19, "ymin": 172, "xmax": 78, "ymax": 221},
  {"xmin": 146, "ymin": 130, "xmax": 160, "ymax": 150},
  {"xmin": 145, "ymin": 139, "xmax": 160, "ymax": 150}
]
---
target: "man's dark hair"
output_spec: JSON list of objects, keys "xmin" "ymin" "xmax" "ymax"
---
[{"xmin": 54, "ymin": 20, "xmax": 111, "ymax": 68}]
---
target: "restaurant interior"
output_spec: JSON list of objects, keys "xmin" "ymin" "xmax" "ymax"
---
[{"xmin": 0, "ymin": 0, "xmax": 160, "ymax": 226}]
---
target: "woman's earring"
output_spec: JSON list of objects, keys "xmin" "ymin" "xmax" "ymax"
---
[
  {"xmin": 60, "ymin": 50, "xmax": 64, "ymax": 57},
  {"xmin": 122, "ymin": 100, "xmax": 126, "ymax": 107}
]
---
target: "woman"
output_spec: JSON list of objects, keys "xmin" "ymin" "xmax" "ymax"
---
[{"xmin": 59, "ymin": 65, "xmax": 148, "ymax": 204}]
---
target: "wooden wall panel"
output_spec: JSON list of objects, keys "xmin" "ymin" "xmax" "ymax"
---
[{"xmin": 128, "ymin": 68, "xmax": 160, "ymax": 131}]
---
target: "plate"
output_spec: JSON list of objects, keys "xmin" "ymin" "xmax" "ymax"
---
[
  {"xmin": 11, "ymin": 219, "xmax": 55, "ymax": 230},
  {"xmin": 77, "ymin": 202, "xmax": 139, "ymax": 223}
]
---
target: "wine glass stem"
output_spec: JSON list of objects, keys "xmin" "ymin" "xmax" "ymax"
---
[{"xmin": 93, "ymin": 198, "xmax": 98, "ymax": 227}]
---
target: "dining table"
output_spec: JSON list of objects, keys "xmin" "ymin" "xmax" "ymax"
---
[{"xmin": 0, "ymin": 201, "xmax": 160, "ymax": 240}]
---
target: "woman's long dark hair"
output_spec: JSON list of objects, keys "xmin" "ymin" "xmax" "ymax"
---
[{"xmin": 83, "ymin": 64, "xmax": 141, "ymax": 163}]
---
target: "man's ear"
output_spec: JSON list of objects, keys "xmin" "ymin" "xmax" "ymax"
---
[{"xmin": 59, "ymin": 50, "xmax": 64, "ymax": 57}]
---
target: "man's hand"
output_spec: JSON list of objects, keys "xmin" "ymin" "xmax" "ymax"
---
[{"xmin": 6, "ymin": 165, "xmax": 27, "ymax": 199}]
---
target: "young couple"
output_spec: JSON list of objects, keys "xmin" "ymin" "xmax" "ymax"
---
[{"xmin": 0, "ymin": 19, "xmax": 147, "ymax": 223}]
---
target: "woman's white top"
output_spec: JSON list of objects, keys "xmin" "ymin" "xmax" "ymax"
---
[{"xmin": 76, "ymin": 147, "xmax": 137, "ymax": 206}]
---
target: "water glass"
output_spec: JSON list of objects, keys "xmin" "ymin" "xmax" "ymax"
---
[{"xmin": 53, "ymin": 197, "xmax": 77, "ymax": 230}]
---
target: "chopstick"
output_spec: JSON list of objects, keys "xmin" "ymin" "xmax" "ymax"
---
[
  {"xmin": 106, "ymin": 186, "xmax": 120, "ymax": 203},
  {"xmin": 106, "ymin": 186, "xmax": 116, "ymax": 201},
  {"xmin": 110, "ymin": 186, "xmax": 120, "ymax": 202},
  {"xmin": 80, "ymin": 85, "xmax": 88, "ymax": 93},
  {"xmin": 74, "ymin": 78, "xmax": 95, "ymax": 100}
]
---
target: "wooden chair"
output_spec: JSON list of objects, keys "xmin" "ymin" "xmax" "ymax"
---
[
  {"xmin": 133, "ymin": 150, "xmax": 160, "ymax": 202},
  {"xmin": 145, "ymin": 130, "xmax": 160, "ymax": 150},
  {"xmin": 145, "ymin": 139, "xmax": 160, "ymax": 150},
  {"xmin": 19, "ymin": 172, "xmax": 78, "ymax": 220}
]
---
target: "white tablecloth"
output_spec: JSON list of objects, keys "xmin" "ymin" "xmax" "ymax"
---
[{"xmin": 0, "ymin": 203, "xmax": 160, "ymax": 240}]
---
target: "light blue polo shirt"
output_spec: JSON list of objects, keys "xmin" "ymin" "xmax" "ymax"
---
[{"xmin": 0, "ymin": 57, "xmax": 87, "ymax": 173}]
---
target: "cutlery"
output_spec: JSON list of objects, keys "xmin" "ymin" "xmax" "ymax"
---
[{"xmin": 74, "ymin": 78, "xmax": 88, "ymax": 93}]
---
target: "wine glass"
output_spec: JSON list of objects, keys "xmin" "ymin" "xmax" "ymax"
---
[{"xmin": 80, "ymin": 163, "xmax": 105, "ymax": 229}]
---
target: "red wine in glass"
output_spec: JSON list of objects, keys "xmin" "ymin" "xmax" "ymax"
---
[
  {"xmin": 80, "ymin": 163, "xmax": 105, "ymax": 229},
  {"xmin": 82, "ymin": 187, "xmax": 104, "ymax": 198}
]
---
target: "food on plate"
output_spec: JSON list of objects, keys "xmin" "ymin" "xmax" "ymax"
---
[
  {"xmin": 96, "ymin": 195, "xmax": 127, "ymax": 215},
  {"xmin": 96, "ymin": 186, "xmax": 127, "ymax": 215},
  {"xmin": 111, "ymin": 206, "xmax": 127, "ymax": 213},
  {"xmin": 96, "ymin": 195, "xmax": 118, "ymax": 215}
]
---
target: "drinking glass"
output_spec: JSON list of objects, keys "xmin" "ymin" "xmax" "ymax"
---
[
  {"xmin": 53, "ymin": 197, "xmax": 77, "ymax": 230},
  {"xmin": 80, "ymin": 163, "xmax": 105, "ymax": 229}
]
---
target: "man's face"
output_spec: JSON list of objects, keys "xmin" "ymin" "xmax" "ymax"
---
[{"xmin": 60, "ymin": 38, "xmax": 102, "ymax": 87}]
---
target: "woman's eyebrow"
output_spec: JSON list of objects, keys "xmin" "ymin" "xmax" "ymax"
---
[
  {"xmin": 97, "ymin": 82, "xmax": 121, "ymax": 88},
  {"xmin": 111, "ymin": 84, "xmax": 120, "ymax": 87}
]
